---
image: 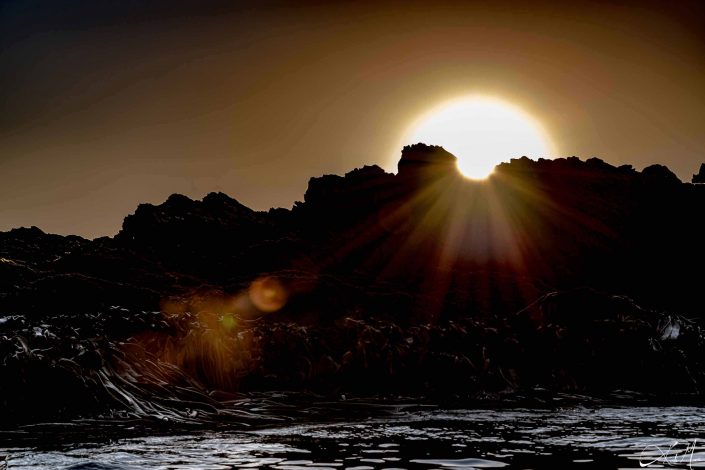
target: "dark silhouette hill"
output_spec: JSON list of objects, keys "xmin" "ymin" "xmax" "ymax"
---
[
  {"xmin": 694, "ymin": 163, "xmax": 705, "ymax": 184},
  {"xmin": 5, "ymin": 144, "xmax": 703, "ymax": 318},
  {"xmin": 2, "ymin": 144, "xmax": 705, "ymax": 422}
]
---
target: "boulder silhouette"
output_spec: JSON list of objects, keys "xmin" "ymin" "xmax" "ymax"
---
[
  {"xmin": 2, "ymin": 144, "xmax": 705, "ymax": 421},
  {"xmin": 694, "ymin": 163, "xmax": 705, "ymax": 184}
]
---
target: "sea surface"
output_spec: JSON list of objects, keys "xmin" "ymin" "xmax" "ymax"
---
[{"xmin": 2, "ymin": 398, "xmax": 705, "ymax": 469}]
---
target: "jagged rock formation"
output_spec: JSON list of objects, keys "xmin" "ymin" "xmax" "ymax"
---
[
  {"xmin": 694, "ymin": 163, "xmax": 705, "ymax": 184},
  {"xmin": 1, "ymin": 144, "xmax": 705, "ymax": 422},
  {"xmin": 4, "ymin": 146, "xmax": 704, "ymax": 318}
]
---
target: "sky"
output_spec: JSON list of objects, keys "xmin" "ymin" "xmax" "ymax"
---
[{"xmin": 1, "ymin": 0, "xmax": 704, "ymax": 238}]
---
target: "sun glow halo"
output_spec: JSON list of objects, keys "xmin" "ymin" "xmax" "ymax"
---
[{"xmin": 403, "ymin": 96, "xmax": 554, "ymax": 179}]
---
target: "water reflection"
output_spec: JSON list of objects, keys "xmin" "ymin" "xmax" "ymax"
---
[{"xmin": 3, "ymin": 405, "xmax": 705, "ymax": 469}]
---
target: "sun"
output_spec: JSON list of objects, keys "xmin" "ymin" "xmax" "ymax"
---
[{"xmin": 402, "ymin": 96, "xmax": 554, "ymax": 179}]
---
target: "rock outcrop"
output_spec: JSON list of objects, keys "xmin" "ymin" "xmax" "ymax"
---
[
  {"xmin": 694, "ymin": 163, "xmax": 705, "ymax": 184},
  {"xmin": 2, "ymin": 144, "xmax": 705, "ymax": 421}
]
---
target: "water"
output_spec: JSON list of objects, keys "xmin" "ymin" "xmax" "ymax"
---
[{"xmin": 3, "ymin": 404, "xmax": 705, "ymax": 469}]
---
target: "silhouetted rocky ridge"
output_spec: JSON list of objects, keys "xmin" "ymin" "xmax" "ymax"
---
[{"xmin": 2, "ymin": 144, "xmax": 705, "ymax": 422}]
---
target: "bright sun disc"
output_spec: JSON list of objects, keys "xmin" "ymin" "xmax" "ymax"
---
[{"xmin": 403, "ymin": 96, "xmax": 553, "ymax": 179}]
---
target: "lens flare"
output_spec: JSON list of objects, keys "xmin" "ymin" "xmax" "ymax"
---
[
  {"xmin": 248, "ymin": 276, "xmax": 288, "ymax": 313},
  {"xmin": 220, "ymin": 313, "xmax": 237, "ymax": 330}
]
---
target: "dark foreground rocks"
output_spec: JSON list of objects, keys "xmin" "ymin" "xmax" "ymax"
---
[
  {"xmin": 2, "ymin": 144, "xmax": 705, "ymax": 422},
  {"xmin": 1, "ymin": 288, "xmax": 704, "ymax": 423}
]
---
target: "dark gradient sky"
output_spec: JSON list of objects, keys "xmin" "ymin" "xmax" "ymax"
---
[{"xmin": 2, "ymin": 0, "xmax": 704, "ymax": 238}]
